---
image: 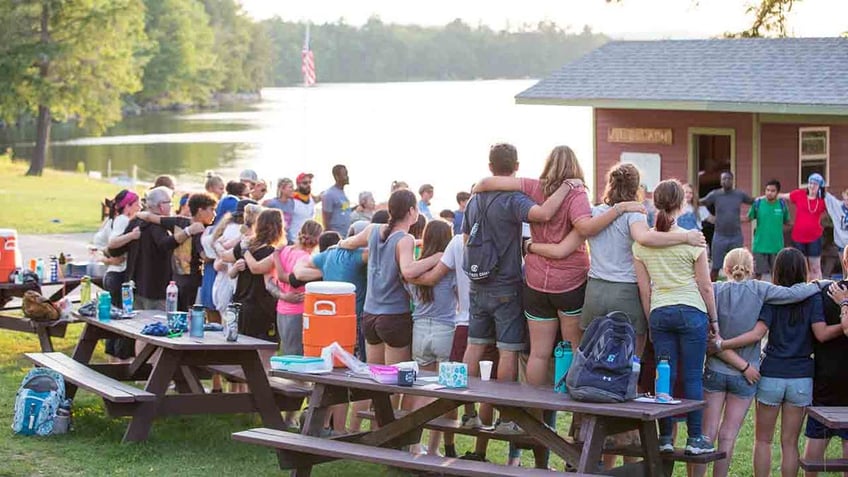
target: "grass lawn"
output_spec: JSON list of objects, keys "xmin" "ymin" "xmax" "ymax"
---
[
  {"xmin": 1, "ymin": 321, "xmax": 846, "ymax": 476},
  {"xmin": 0, "ymin": 155, "xmax": 139, "ymax": 234}
]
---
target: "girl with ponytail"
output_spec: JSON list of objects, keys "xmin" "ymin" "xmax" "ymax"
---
[
  {"xmin": 339, "ymin": 189, "xmax": 443, "ymax": 366},
  {"xmin": 632, "ymin": 179, "xmax": 720, "ymax": 456}
]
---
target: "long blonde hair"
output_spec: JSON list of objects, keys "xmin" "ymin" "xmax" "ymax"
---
[
  {"xmin": 539, "ymin": 145, "xmax": 585, "ymax": 198},
  {"xmin": 723, "ymin": 248, "xmax": 753, "ymax": 282}
]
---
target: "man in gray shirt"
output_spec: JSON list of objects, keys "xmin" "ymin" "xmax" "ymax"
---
[
  {"xmin": 701, "ymin": 172, "xmax": 754, "ymax": 281},
  {"xmin": 321, "ymin": 164, "xmax": 352, "ymax": 235}
]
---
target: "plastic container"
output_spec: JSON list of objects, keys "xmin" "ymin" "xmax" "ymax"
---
[
  {"xmin": 189, "ymin": 305, "xmax": 205, "ymax": 338},
  {"xmin": 165, "ymin": 281, "xmax": 178, "ymax": 313},
  {"xmin": 369, "ymin": 365, "xmax": 399, "ymax": 384},
  {"xmin": 80, "ymin": 276, "xmax": 92, "ymax": 304},
  {"xmin": 302, "ymin": 281, "xmax": 357, "ymax": 366},
  {"xmin": 167, "ymin": 311, "xmax": 188, "ymax": 332},
  {"xmin": 97, "ymin": 291, "xmax": 112, "ymax": 322},
  {"xmin": 0, "ymin": 229, "xmax": 21, "ymax": 283},
  {"xmin": 554, "ymin": 341, "xmax": 573, "ymax": 394},
  {"xmin": 270, "ymin": 355, "xmax": 329, "ymax": 373},
  {"xmin": 36, "ymin": 258, "xmax": 45, "ymax": 284},
  {"xmin": 656, "ymin": 355, "xmax": 671, "ymax": 403}
]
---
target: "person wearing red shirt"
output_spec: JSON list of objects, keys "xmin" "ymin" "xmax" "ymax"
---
[{"xmin": 780, "ymin": 173, "xmax": 827, "ymax": 279}]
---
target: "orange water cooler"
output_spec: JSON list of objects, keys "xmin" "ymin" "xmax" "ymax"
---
[
  {"xmin": 302, "ymin": 281, "xmax": 357, "ymax": 366},
  {"xmin": 0, "ymin": 229, "xmax": 21, "ymax": 283}
]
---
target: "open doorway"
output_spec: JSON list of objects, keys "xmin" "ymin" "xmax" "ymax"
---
[{"xmin": 690, "ymin": 130, "xmax": 734, "ymax": 247}]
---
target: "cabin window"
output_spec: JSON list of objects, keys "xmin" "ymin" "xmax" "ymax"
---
[{"xmin": 798, "ymin": 127, "xmax": 829, "ymax": 187}]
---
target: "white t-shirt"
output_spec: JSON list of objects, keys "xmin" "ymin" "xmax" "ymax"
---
[
  {"xmin": 105, "ymin": 215, "xmax": 130, "ymax": 274},
  {"xmin": 289, "ymin": 198, "xmax": 316, "ymax": 243},
  {"xmin": 441, "ymin": 235, "xmax": 470, "ymax": 326}
]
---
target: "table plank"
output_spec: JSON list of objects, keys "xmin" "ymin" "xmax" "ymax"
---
[
  {"xmin": 807, "ymin": 407, "xmax": 848, "ymax": 429},
  {"xmin": 75, "ymin": 310, "xmax": 278, "ymax": 351},
  {"xmin": 272, "ymin": 369, "xmax": 704, "ymax": 420}
]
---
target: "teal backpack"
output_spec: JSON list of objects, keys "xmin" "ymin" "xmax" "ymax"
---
[{"xmin": 12, "ymin": 368, "xmax": 67, "ymax": 436}]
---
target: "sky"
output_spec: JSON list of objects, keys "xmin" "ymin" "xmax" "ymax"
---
[{"xmin": 240, "ymin": 0, "xmax": 846, "ymax": 39}]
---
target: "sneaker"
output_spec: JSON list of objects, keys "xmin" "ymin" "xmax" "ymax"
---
[
  {"xmin": 494, "ymin": 419, "xmax": 524, "ymax": 435},
  {"xmin": 461, "ymin": 412, "xmax": 483, "ymax": 429},
  {"xmin": 658, "ymin": 435, "xmax": 674, "ymax": 453},
  {"xmin": 685, "ymin": 435, "xmax": 716, "ymax": 455},
  {"xmin": 458, "ymin": 451, "xmax": 488, "ymax": 462}
]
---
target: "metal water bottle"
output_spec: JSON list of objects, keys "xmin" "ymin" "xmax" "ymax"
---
[
  {"xmin": 165, "ymin": 281, "xmax": 179, "ymax": 313},
  {"xmin": 224, "ymin": 303, "xmax": 240, "ymax": 341},
  {"xmin": 554, "ymin": 341, "xmax": 573, "ymax": 394},
  {"xmin": 656, "ymin": 355, "xmax": 671, "ymax": 403},
  {"xmin": 190, "ymin": 305, "xmax": 205, "ymax": 338},
  {"xmin": 49, "ymin": 255, "xmax": 58, "ymax": 282}
]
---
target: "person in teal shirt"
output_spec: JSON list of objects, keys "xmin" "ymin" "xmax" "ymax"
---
[{"xmin": 746, "ymin": 179, "xmax": 789, "ymax": 280}]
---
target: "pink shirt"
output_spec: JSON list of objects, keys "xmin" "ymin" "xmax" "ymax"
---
[
  {"xmin": 521, "ymin": 178, "xmax": 591, "ymax": 293},
  {"xmin": 275, "ymin": 246, "xmax": 310, "ymax": 315}
]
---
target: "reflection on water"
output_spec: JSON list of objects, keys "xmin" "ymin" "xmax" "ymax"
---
[{"xmin": 0, "ymin": 81, "xmax": 592, "ymax": 212}]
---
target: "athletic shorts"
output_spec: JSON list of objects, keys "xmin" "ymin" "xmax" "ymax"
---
[
  {"xmin": 580, "ymin": 278, "xmax": 647, "ymax": 335},
  {"xmin": 754, "ymin": 253, "xmax": 778, "ymax": 276},
  {"xmin": 793, "ymin": 238, "xmax": 823, "ymax": 258},
  {"xmin": 523, "ymin": 281, "xmax": 587, "ymax": 321},
  {"xmin": 362, "ymin": 312, "xmax": 413, "ymax": 348},
  {"xmin": 711, "ymin": 234, "xmax": 744, "ymax": 271}
]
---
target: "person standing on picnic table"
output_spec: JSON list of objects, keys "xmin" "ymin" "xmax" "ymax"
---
[
  {"xmin": 321, "ymin": 164, "xmax": 353, "ymax": 235},
  {"xmin": 633, "ymin": 179, "xmax": 719, "ymax": 456},
  {"xmin": 776, "ymin": 173, "xmax": 828, "ymax": 280},
  {"xmin": 824, "ymin": 187, "xmax": 848, "ymax": 277},
  {"xmin": 701, "ymin": 171, "xmax": 755, "ymax": 281},
  {"xmin": 135, "ymin": 193, "xmax": 218, "ymax": 311},
  {"xmin": 744, "ymin": 179, "xmax": 790, "ymax": 281},
  {"xmin": 108, "ymin": 186, "xmax": 180, "ymax": 311}
]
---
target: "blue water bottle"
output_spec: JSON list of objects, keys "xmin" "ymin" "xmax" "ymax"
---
[
  {"xmin": 189, "ymin": 305, "xmax": 205, "ymax": 338},
  {"xmin": 97, "ymin": 291, "xmax": 112, "ymax": 322},
  {"xmin": 656, "ymin": 355, "xmax": 671, "ymax": 403},
  {"xmin": 554, "ymin": 341, "xmax": 573, "ymax": 393}
]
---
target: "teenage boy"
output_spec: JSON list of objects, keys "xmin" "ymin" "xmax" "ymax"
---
[
  {"xmin": 746, "ymin": 179, "xmax": 789, "ymax": 280},
  {"xmin": 454, "ymin": 191, "xmax": 471, "ymax": 235},
  {"xmin": 418, "ymin": 184, "xmax": 434, "ymax": 220}
]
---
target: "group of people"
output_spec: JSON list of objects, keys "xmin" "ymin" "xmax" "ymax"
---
[{"xmin": 90, "ymin": 146, "xmax": 848, "ymax": 475}]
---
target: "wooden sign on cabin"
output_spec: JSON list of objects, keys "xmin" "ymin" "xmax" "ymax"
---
[{"xmin": 608, "ymin": 128, "xmax": 673, "ymax": 145}]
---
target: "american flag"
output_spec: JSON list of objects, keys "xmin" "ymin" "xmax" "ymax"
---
[{"xmin": 302, "ymin": 24, "xmax": 316, "ymax": 87}]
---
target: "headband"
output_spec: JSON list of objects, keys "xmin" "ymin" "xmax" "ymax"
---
[{"xmin": 117, "ymin": 191, "xmax": 139, "ymax": 211}]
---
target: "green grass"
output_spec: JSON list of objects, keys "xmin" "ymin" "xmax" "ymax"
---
[
  {"xmin": 0, "ymin": 156, "xmax": 138, "ymax": 234},
  {"xmin": 0, "ymin": 323, "xmax": 846, "ymax": 476}
]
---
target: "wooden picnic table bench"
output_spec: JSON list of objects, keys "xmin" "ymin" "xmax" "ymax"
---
[
  {"xmin": 27, "ymin": 310, "xmax": 293, "ymax": 443},
  {"xmin": 0, "ymin": 277, "xmax": 101, "ymax": 351},
  {"xmin": 235, "ymin": 369, "xmax": 707, "ymax": 476},
  {"xmin": 800, "ymin": 406, "xmax": 848, "ymax": 472}
]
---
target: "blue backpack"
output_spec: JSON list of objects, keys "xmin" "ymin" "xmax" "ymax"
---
[
  {"xmin": 565, "ymin": 312, "xmax": 639, "ymax": 403},
  {"xmin": 12, "ymin": 368, "xmax": 67, "ymax": 436}
]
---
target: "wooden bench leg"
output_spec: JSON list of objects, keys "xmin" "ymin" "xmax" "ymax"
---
[
  {"xmin": 123, "ymin": 348, "xmax": 180, "ymax": 443},
  {"xmin": 577, "ymin": 416, "xmax": 607, "ymax": 474},
  {"xmin": 36, "ymin": 327, "xmax": 54, "ymax": 352},
  {"xmin": 67, "ymin": 324, "xmax": 104, "ymax": 400},
  {"xmin": 638, "ymin": 420, "xmax": 670, "ymax": 477}
]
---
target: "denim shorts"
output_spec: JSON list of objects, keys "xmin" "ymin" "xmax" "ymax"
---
[
  {"xmin": 703, "ymin": 368, "xmax": 756, "ymax": 398},
  {"xmin": 756, "ymin": 376, "xmax": 812, "ymax": 407},
  {"xmin": 793, "ymin": 238, "xmax": 823, "ymax": 258},
  {"xmin": 469, "ymin": 284, "xmax": 526, "ymax": 351},
  {"xmin": 412, "ymin": 318, "xmax": 455, "ymax": 367},
  {"xmin": 805, "ymin": 415, "xmax": 848, "ymax": 440}
]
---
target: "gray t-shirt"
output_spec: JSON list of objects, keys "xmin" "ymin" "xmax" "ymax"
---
[
  {"xmin": 707, "ymin": 280, "xmax": 821, "ymax": 376},
  {"xmin": 588, "ymin": 205, "xmax": 646, "ymax": 283},
  {"xmin": 407, "ymin": 274, "xmax": 457, "ymax": 325},
  {"xmin": 701, "ymin": 188, "xmax": 754, "ymax": 238},
  {"xmin": 825, "ymin": 192, "xmax": 848, "ymax": 249},
  {"xmin": 462, "ymin": 191, "xmax": 535, "ymax": 288},
  {"xmin": 322, "ymin": 185, "xmax": 352, "ymax": 235}
]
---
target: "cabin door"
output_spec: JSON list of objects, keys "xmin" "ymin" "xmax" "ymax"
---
[{"xmin": 689, "ymin": 130, "xmax": 735, "ymax": 247}]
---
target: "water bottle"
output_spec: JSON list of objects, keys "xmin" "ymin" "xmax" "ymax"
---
[
  {"xmin": 121, "ymin": 282, "xmax": 134, "ymax": 313},
  {"xmin": 165, "ymin": 281, "xmax": 179, "ymax": 313},
  {"xmin": 35, "ymin": 258, "xmax": 45, "ymax": 284},
  {"xmin": 49, "ymin": 255, "xmax": 59, "ymax": 282},
  {"xmin": 629, "ymin": 356, "xmax": 641, "ymax": 398},
  {"xmin": 190, "ymin": 305, "xmax": 205, "ymax": 338},
  {"xmin": 80, "ymin": 276, "xmax": 92, "ymax": 304},
  {"xmin": 554, "ymin": 341, "xmax": 573, "ymax": 394},
  {"xmin": 656, "ymin": 355, "xmax": 671, "ymax": 403},
  {"xmin": 97, "ymin": 291, "xmax": 112, "ymax": 322},
  {"xmin": 224, "ymin": 303, "xmax": 240, "ymax": 342}
]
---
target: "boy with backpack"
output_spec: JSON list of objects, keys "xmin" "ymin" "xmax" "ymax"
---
[{"xmin": 745, "ymin": 179, "xmax": 789, "ymax": 280}]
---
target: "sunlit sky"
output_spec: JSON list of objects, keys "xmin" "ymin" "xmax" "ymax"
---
[{"xmin": 240, "ymin": 0, "xmax": 846, "ymax": 39}]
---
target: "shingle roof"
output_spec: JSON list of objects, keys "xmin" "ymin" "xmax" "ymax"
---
[{"xmin": 516, "ymin": 38, "xmax": 848, "ymax": 113}]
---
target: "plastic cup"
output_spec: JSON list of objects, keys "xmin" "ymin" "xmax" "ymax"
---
[{"xmin": 479, "ymin": 360, "xmax": 494, "ymax": 381}]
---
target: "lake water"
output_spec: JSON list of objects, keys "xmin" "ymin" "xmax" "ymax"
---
[{"xmin": 1, "ymin": 80, "xmax": 593, "ymax": 212}]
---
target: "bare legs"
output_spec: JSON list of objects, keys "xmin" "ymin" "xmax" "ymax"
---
[
  {"xmin": 695, "ymin": 391, "xmax": 753, "ymax": 477},
  {"xmin": 755, "ymin": 402, "xmax": 806, "ymax": 477}
]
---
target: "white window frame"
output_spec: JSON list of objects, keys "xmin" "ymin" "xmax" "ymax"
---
[{"xmin": 798, "ymin": 126, "xmax": 830, "ymax": 188}]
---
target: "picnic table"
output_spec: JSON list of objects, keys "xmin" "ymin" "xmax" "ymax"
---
[
  {"xmin": 26, "ymin": 310, "xmax": 299, "ymax": 443},
  {"xmin": 0, "ymin": 277, "xmax": 100, "ymax": 352},
  {"xmin": 234, "ymin": 369, "xmax": 708, "ymax": 477},
  {"xmin": 801, "ymin": 406, "xmax": 848, "ymax": 472}
]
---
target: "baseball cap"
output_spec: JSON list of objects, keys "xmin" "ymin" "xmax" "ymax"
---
[
  {"xmin": 808, "ymin": 173, "xmax": 826, "ymax": 187},
  {"xmin": 239, "ymin": 169, "xmax": 258, "ymax": 184},
  {"xmin": 233, "ymin": 199, "xmax": 258, "ymax": 218},
  {"xmin": 296, "ymin": 172, "xmax": 314, "ymax": 183}
]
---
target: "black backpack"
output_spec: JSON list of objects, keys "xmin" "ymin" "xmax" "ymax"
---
[
  {"xmin": 565, "ymin": 311, "xmax": 639, "ymax": 403},
  {"xmin": 462, "ymin": 193, "xmax": 506, "ymax": 282}
]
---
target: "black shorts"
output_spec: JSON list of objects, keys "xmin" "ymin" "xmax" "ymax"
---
[
  {"xmin": 362, "ymin": 312, "xmax": 413, "ymax": 348},
  {"xmin": 523, "ymin": 281, "xmax": 587, "ymax": 321}
]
